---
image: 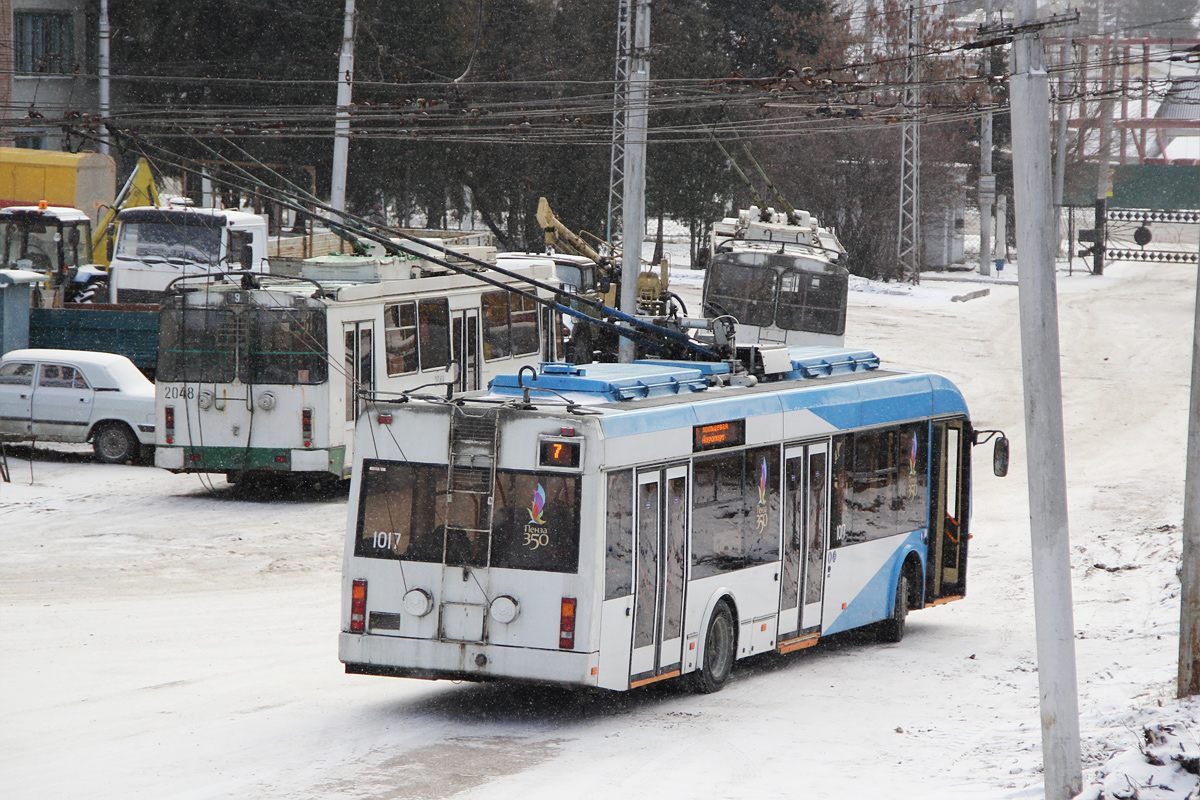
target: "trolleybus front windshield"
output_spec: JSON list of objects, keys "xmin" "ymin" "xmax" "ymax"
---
[
  {"xmin": 707, "ymin": 252, "xmax": 848, "ymax": 336},
  {"xmin": 355, "ymin": 459, "xmax": 581, "ymax": 573},
  {"xmin": 157, "ymin": 304, "xmax": 327, "ymax": 384}
]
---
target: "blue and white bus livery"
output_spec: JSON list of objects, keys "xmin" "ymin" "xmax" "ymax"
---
[{"xmin": 339, "ymin": 347, "xmax": 1007, "ymax": 692}]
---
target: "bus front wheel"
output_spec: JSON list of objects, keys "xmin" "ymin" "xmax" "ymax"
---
[
  {"xmin": 878, "ymin": 572, "xmax": 909, "ymax": 643},
  {"xmin": 691, "ymin": 601, "xmax": 735, "ymax": 694}
]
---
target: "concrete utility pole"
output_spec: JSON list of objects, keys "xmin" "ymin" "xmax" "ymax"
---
[
  {"xmin": 1178, "ymin": 238, "xmax": 1200, "ymax": 697},
  {"xmin": 330, "ymin": 0, "xmax": 356, "ymax": 213},
  {"xmin": 98, "ymin": 0, "xmax": 111, "ymax": 156},
  {"xmin": 979, "ymin": 0, "xmax": 994, "ymax": 276},
  {"xmin": 1010, "ymin": 1, "xmax": 1083, "ymax": 798},
  {"xmin": 618, "ymin": 0, "xmax": 650, "ymax": 363}
]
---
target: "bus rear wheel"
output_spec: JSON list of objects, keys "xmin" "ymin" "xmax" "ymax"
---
[{"xmin": 691, "ymin": 601, "xmax": 735, "ymax": 694}]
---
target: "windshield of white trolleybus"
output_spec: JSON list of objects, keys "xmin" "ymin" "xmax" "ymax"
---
[
  {"xmin": 706, "ymin": 251, "xmax": 847, "ymax": 336},
  {"xmin": 157, "ymin": 300, "xmax": 328, "ymax": 385},
  {"xmin": 355, "ymin": 459, "xmax": 581, "ymax": 573}
]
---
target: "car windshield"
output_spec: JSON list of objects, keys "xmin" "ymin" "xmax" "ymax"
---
[{"xmin": 116, "ymin": 222, "xmax": 221, "ymax": 264}]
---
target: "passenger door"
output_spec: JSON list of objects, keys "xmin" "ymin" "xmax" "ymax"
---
[
  {"xmin": 30, "ymin": 363, "xmax": 95, "ymax": 442},
  {"xmin": 929, "ymin": 420, "xmax": 970, "ymax": 601},
  {"xmin": 629, "ymin": 465, "xmax": 688, "ymax": 685},
  {"xmin": 343, "ymin": 321, "xmax": 374, "ymax": 425},
  {"xmin": 778, "ymin": 441, "xmax": 830, "ymax": 642},
  {"xmin": 451, "ymin": 310, "xmax": 481, "ymax": 392},
  {"xmin": 0, "ymin": 360, "xmax": 36, "ymax": 437}
]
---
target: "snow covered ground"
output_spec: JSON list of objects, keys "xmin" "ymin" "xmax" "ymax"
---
[{"xmin": 3, "ymin": 256, "xmax": 1199, "ymax": 799}]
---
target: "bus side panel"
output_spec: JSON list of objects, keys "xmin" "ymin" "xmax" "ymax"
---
[
  {"xmin": 686, "ymin": 563, "xmax": 783, "ymax": 663},
  {"xmin": 821, "ymin": 530, "xmax": 926, "ymax": 636}
]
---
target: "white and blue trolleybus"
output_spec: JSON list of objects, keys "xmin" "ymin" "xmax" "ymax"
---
[{"xmin": 339, "ymin": 346, "xmax": 1007, "ymax": 692}]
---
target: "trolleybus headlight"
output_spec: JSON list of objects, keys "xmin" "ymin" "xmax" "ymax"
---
[
  {"xmin": 403, "ymin": 588, "xmax": 433, "ymax": 617},
  {"xmin": 198, "ymin": 390, "xmax": 213, "ymax": 410},
  {"xmin": 258, "ymin": 392, "xmax": 277, "ymax": 411},
  {"xmin": 490, "ymin": 595, "xmax": 520, "ymax": 624}
]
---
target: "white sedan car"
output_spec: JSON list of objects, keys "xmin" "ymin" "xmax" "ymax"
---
[{"xmin": 0, "ymin": 349, "xmax": 155, "ymax": 464}]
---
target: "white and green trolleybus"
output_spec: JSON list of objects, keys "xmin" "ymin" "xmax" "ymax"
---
[
  {"xmin": 338, "ymin": 347, "xmax": 1007, "ymax": 692},
  {"xmin": 153, "ymin": 260, "xmax": 560, "ymax": 481}
]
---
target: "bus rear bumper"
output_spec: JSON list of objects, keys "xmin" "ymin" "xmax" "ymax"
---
[
  {"xmin": 154, "ymin": 445, "xmax": 344, "ymax": 475},
  {"xmin": 339, "ymin": 632, "xmax": 598, "ymax": 687}
]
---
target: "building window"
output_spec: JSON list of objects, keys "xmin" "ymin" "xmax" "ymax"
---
[{"xmin": 14, "ymin": 13, "xmax": 75, "ymax": 75}]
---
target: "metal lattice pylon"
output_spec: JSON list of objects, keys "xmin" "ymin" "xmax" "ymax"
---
[
  {"xmin": 897, "ymin": 0, "xmax": 921, "ymax": 283},
  {"xmin": 606, "ymin": 0, "xmax": 632, "ymax": 245}
]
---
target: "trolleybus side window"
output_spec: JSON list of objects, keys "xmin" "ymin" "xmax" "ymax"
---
[
  {"xmin": 384, "ymin": 302, "xmax": 418, "ymax": 376},
  {"xmin": 491, "ymin": 471, "xmax": 581, "ymax": 573},
  {"xmin": 692, "ymin": 447, "xmax": 781, "ymax": 579},
  {"xmin": 745, "ymin": 446, "xmax": 781, "ymax": 564},
  {"xmin": 605, "ymin": 470, "xmax": 634, "ymax": 599},
  {"xmin": 830, "ymin": 437, "xmax": 849, "ymax": 547},
  {"xmin": 897, "ymin": 424, "xmax": 930, "ymax": 531},
  {"xmin": 355, "ymin": 459, "xmax": 447, "ymax": 563},
  {"xmin": 417, "ymin": 299, "xmax": 450, "ymax": 371},
  {"xmin": 482, "ymin": 291, "xmax": 511, "ymax": 360},
  {"xmin": 832, "ymin": 423, "xmax": 929, "ymax": 547},
  {"xmin": 510, "ymin": 294, "xmax": 539, "ymax": 356}
]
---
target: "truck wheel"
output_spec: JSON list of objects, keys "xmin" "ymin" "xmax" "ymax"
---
[
  {"xmin": 690, "ymin": 601, "xmax": 735, "ymax": 694},
  {"xmin": 93, "ymin": 422, "xmax": 139, "ymax": 464}
]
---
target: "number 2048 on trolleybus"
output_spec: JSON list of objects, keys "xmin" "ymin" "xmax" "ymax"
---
[{"xmin": 339, "ymin": 346, "xmax": 1008, "ymax": 692}]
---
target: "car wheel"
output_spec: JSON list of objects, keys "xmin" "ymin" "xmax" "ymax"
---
[
  {"xmin": 93, "ymin": 422, "xmax": 139, "ymax": 464},
  {"xmin": 690, "ymin": 600, "xmax": 735, "ymax": 694},
  {"xmin": 878, "ymin": 572, "xmax": 909, "ymax": 644}
]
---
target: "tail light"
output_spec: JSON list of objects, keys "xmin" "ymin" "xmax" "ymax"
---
[
  {"xmin": 559, "ymin": 597, "xmax": 577, "ymax": 649},
  {"xmin": 350, "ymin": 580, "xmax": 367, "ymax": 633},
  {"xmin": 302, "ymin": 408, "xmax": 313, "ymax": 447},
  {"xmin": 164, "ymin": 406, "xmax": 175, "ymax": 444}
]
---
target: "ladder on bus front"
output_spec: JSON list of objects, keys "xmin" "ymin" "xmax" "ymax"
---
[{"xmin": 445, "ymin": 407, "xmax": 500, "ymax": 555}]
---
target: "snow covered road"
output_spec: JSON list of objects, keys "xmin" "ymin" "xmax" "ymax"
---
[{"xmin": 2, "ymin": 259, "xmax": 1195, "ymax": 799}]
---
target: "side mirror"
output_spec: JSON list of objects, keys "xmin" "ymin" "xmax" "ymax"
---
[
  {"xmin": 67, "ymin": 227, "xmax": 80, "ymax": 247},
  {"xmin": 240, "ymin": 244, "xmax": 254, "ymax": 270},
  {"xmin": 993, "ymin": 435, "xmax": 1010, "ymax": 478},
  {"xmin": 106, "ymin": 224, "xmax": 116, "ymax": 261}
]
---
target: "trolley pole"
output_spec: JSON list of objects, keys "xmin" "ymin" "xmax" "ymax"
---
[
  {"xmin": 618, "ymin": 0, "xmax": 651, "ymax": 363},
  {"xmin": 1177, "ymin": 241, "xmax": 1200, "ymax": 696},
  {"xmin": 1010, "ymin": 1, "xmax": 1083, "ymax": 797}
]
